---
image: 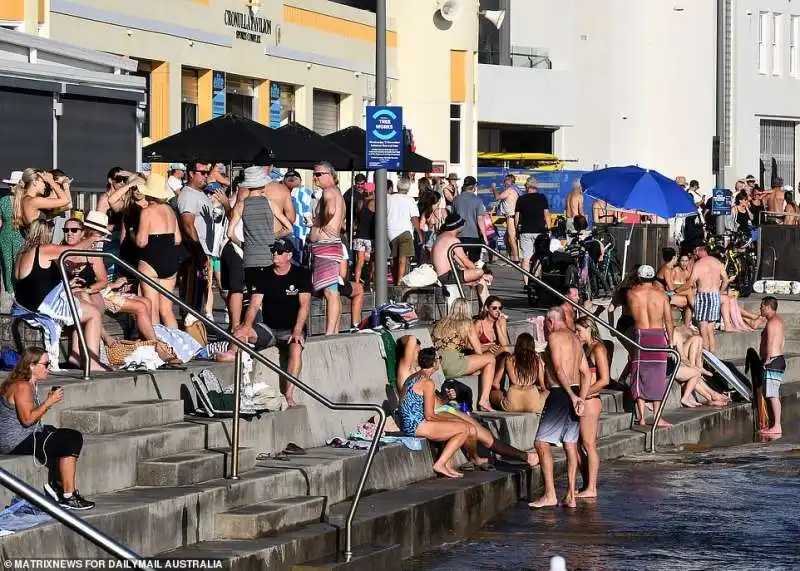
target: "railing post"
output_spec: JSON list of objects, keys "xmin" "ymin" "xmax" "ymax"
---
[{"xmin": 230, "ymin": 349, "xmax": 243, "ymax": 480}]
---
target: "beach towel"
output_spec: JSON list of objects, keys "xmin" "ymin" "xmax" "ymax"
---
[
  {"xmin": 310, "ymin": 240, "xmax": 344, "ymax": 291},
  {"xmin": 728, "ymin": 300, "xmax": 754, "ymax": 332},
  {"xmin": 630, "ymin": 328, "xmax": 669, "ymax": 401}
]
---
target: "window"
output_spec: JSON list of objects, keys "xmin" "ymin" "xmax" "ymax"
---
[
  {"xmin": 792, "ymin": 16, "xmax": 799, "ymax": 77},
  {"xmin": 361, "ymin": 97, "xmax": 375, "ymax": 129},
  {"xmin": 181, "ymin": 68, "xmax": 198, "ymax": 131},
  {"xmin": 134, "ymin": 62, "xmax": 151, "ymax": 138},
  {"xmin": 759, "ymin": 12, "xmax": 769, "ymax": 74},
  {"xmin": 313, "ymin": 90, "xmax": 340, "ymax": 135},
  {"xmin": 773, "ymin": 13, "xmax": 782, "ymax": 75},
  {"xmin": 449, "ymin": 104, "xmax": 462, "ymax": 165}
]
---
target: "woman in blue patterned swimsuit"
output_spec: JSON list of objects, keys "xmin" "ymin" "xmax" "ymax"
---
[{"xmin": 397, "ymin": 348, "xmax": 473, "ymax": 478}]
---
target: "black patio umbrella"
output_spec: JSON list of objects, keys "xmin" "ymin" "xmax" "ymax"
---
[
  {"xmin": 325, "ymin": 126, "xmax": 434, "ymax": 173},
  {"xmin": 142, "ymin": 114, "xmax": 279, "ymax": 164},
  {"xmin": 275, "ymin": 122, "xmax": 358, "ymax": 170}
]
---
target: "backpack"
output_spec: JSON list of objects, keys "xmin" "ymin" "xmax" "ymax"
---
[{"xmin": 376, "ymin": 302, "xmax": 419, "ymax": 330}]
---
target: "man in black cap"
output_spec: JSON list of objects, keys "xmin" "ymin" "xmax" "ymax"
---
[
  {"xmin": 343, "ymin": 173, "xmax": 368, "ymax": 244},
  {"xmin": 234, "ymin": 237, "xmax": 310, "ymax": 406},
  {"xmin": 452, "ymin": 175, "xmax": 488, "ymax": 263},
  {"xmin": 432, "ymin": 212, "xmax": 492, "ymax": 305}
]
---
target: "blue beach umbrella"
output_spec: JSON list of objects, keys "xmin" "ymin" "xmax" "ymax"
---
[{"xmin": 580, "ymin": 166, "xmax": 696, "ymax": 218}]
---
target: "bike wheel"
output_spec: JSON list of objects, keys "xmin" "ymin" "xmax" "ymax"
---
[
  {"xmin": 607, "ymin": 257, "xmax": 622, "ymax": 291},
  {"xmin": 738, "ymin": 256, "xmax": 756, "ymax": 297}
]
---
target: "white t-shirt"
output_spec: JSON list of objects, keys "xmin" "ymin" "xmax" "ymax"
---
[{"xmin": 387, "ymin": 193, "xmax": 419, "ymax": 241}]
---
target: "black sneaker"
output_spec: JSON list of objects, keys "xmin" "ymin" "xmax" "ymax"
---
[
  {"xmin": 59, "ymin": 492, "xmax": 95, "ymax": 511},
  {"xmin": 44, "ymin": 480, "xmax": 63, "ymax": 502}
]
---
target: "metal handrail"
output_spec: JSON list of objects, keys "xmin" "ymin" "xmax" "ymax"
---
[
  {"xmin": 56, "ymin": 250, "xmax": 387, "ymax": 559},
  {"xmin": 0, "ymin": 467, "xmax": 150, "ymax": 567},
  {"xmin": 446, "ymin": 243, "xmax": 680, "ymax": 453}
]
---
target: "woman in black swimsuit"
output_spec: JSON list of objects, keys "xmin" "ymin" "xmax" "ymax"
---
[
  {"xmin": 136, "ymin": 173, "xmax": 183, "ymax": 329},
  {"xmin": 574, "ymin": 316, "xmax": 610, "ymax": 499},
  {"xmin": 63, "ymin": 217, "xmax": 158, "ymax": 343},
  {"xmin": 13, "ymin": 221, "xmax": 105, "ymax": 371}
]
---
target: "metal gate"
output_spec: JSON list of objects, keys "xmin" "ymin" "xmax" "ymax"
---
[
  {"xmin": 760, "ymin": 119, "xmax": 796, "ymax": 186},
  {"xmin": 313, "ymin": 90, "xmax": 340, "ymax": 135}
]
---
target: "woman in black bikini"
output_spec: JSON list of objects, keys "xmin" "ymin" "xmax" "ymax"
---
[
  {"xmin": 575, "ymin": 316, "xmax": 610, "ymax": 499},
  {"xmin": 136, "ymin": 173, "xmax": 183, "ymax": 329},
  {"xmin": 13, "ymin": 221, "xmax": 104, "ymax": 371}
]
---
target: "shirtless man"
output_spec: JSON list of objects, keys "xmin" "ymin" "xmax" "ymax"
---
[
  {"xmin": 626, "ymin": 265, "xmax": 675, "ymax": 427},
  {"xmin": 492, "ymin": 175, "xmax": 521, "ymax": 262},
  {"xmin": 308, "ymin": 161, "xmax": 346, "ymax": 335},
  {"xmin": 432, "ymin": 212, "xmax": 491, "ymax": 305},
  {"xmin": 759, "ymin": 296, "xmax": 785, "ymax": 435},
  {"xmin": 766, "ymin": 177, "xmax": 785, "ymax": 223},
  {"xmin": 565, "ymin": 180, "xmax": 585, "ymax": 233},
  {"xmin": 684, "ymin": 245, "xmax": 728, "ymax": 354},
  {"xmin": 591, "ymin": 198, "xmax": 616, "ymax": 226},
  {"xmin": 529, "ymin": 307, "xmax": 590, "ymax": 509}
]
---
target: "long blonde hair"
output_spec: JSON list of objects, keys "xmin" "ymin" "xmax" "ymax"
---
[
  {"xmin": 432, "ymin": 297, "xmax": 474, "ymax": 343},
  {"xmin": 12, "ymin": 168, "xmax": 43, "ymax": 230},
  {"xmin": 20, "ymin": 219, "xmax": 54, "ymax": 253},
  {"xmin": 0, "ymin": 347, "xmax": 45, "ymax": 398}
]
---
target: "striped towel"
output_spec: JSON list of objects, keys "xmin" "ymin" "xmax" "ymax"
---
[{"xmin": 311, "ymin": 240, "xmax": 344, "ymax": 292}]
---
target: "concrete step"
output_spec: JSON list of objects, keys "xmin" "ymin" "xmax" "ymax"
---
[
  {"xmin": 137, "ymin": 447, "xmax": 259, "ymax": 487},
  {"xmin": 597, "ymin": 412, "xmax": 632, "ymax": 439},
  {"xmin": 714, "ymin": 329, "xmax": 800, "ymax": 360},
  {"xmin": 0, "ymin": 443, "xmax": 435, "ymax": 558},
  {"xmin": 60, "ymin": 399, "xmax": 185, "ymax": 434},
  {"xmin": 215, "ymin": 496, "xmax": 326, "ymax": 539},
  {"xmin": 0, "ymin": 419, "xmax": 233, "ymax": 507},
  {"xmin": 294, "ymin": 544, "xmax": 401, "ymax": 571}
]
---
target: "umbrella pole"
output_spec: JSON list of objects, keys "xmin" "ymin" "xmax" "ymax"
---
[{"xmin": 621, "ymin": 222, "xmax": 635, "ymax": 278}]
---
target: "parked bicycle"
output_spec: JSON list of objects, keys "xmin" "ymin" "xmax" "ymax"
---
[{"xmin": 706, "ymin": 230, "xmax": 758, "ymax": 297}]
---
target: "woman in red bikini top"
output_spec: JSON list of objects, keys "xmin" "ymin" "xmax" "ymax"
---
[{"xmin": 473, "ymin": 296, "xmax": 512, "ymax": 397}]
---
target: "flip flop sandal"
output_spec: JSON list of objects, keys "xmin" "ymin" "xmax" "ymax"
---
[
  {"xmin": 477, "ymin": 463, "xmax": 496, "ymax": 472},
  {"xmin": 283, "ymin": 443, "xmax": 307, "ymax": 455},
  {"xmin": 459, "ymin": 462, "xmax": 476, "ymax": 472}
]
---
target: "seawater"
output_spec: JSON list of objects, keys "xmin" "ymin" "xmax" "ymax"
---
[{"xmin": 404, "ymin": 422, "xmax": 800, "ymax": 571}]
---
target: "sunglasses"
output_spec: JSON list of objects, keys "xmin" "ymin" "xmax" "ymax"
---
[
  {"xmin": 194, "ymin": 170, "xmax": 211, "ymax": 176},
  {"xmin": 489, "ymin": 305, "xmax": 503, "ymax": 310},
  {"xmin": 312, "ymin": 172, "xmax": 329, "ymax": 178},
  {"xmin": 64, "ymin": 227, "xmax": 82, "ymax": 234},
  {"xmin": 271, "ymin": 248, "xmax": 290, "ymax": 255},
  {"xmin": 112, "ymin": 175, "xmax": 127, "ymax": 183}
]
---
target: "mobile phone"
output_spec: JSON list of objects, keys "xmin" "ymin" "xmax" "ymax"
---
[{"xmin": 50, "ymin": 386, "xmax": 62, "ymax": 392}]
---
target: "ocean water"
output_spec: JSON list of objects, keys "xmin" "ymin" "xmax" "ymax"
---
[{"xmin": 404, "ymin": 423, "xmax": 800, "ymax": 571}]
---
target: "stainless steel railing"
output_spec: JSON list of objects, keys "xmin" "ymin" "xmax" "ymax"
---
[
  {"xmin": 57, "ymin": 250, "xmax": 387, "ymax": 559},
  {"xmin": 0, "ymin": 467, "xmax": 151, "ymax": 567},
  {"xmin": 447, "ymin": 243, "xmax": 680, "ymax": 453}
]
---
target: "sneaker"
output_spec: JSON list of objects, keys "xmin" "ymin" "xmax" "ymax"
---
[
  {"xmin": 59, "ymin": 491, "xmax": 95, "ymax": 511},
  {"xmin": 44, "ymin": 480, "xmax": 62, "ymax": 502}
]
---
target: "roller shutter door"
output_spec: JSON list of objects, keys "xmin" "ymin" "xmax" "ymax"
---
[
  {"xmin": 313, "ymin": 90, "xmax": 339, "ymax": 135},
  {"xmin": 0, "ymin": 87, "xmax": 53, "ymax": 177},
  {"xmin": 58, "ymin": 95, "xmax": 137, "ymax": 192}
]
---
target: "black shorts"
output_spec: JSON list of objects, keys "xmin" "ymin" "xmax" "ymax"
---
[
  {"xmin": 221, "ymin": 242, "xmax": 245, "ymax": 294},
  {"xmin": 459, "ymin": 236, "xmax": 483, "ymax": 262},
  {"xmin": 244, "ymin": 266, "xmax": 272, "ymax": 295}
]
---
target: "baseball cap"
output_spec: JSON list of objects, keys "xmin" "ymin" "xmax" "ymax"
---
[
  {"xmin": 284, "ymin": 170, "xmax": 301, "ymax": 179},
  {"xmin": 270, "ymin": 237, "xmax": 296, "ymax": 256},
  {"xmin": 637, "ymin": 265, "xmax": 656, "ymax": 279},
  {"xmin": 169, "ymin": 163, "xmax": 186, "ymax": 172},
  {"xmin": 462, "ymin": 176, "xmax": 477, "ymax": 188}
]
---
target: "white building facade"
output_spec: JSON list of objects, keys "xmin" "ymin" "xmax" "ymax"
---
[{"xmin": 479, "ymin": 0, "xmax": 800, "ymax": 190}]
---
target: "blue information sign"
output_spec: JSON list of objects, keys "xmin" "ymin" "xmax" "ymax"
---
[
  {"xmin": 711, "ymin": 187, "xmax": 732, "ymax": 215},
  {"xmin": 212, "ymin": 71, "xmax": 226, "ymax": 119},
  {"xmin": 269, "ymin": 82, "xmax": 281, "ymax": 128},
  {"xmin": 366, "ymin": 105, "xmax": 403, "ymax": 170}
]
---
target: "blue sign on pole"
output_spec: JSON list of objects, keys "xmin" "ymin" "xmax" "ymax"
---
[
  {"xmin": 269, "ymin": 82, "xmax": 281, "ymax": 128},
  {"xmin": 711, "ymin": 187, "xmax": 731, "ymax": 215},
  {"xmin": 366, "ymin": 105, "xmax": 403, "ymax": 170},
  {"xmin": 212, "ymin": 71, "xmax": 226, "ymax": 118}
]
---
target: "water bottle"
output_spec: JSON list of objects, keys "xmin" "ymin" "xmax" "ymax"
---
[{"xmin": 459, "ymin": 402, "xmax": 469, "ymax": 413}]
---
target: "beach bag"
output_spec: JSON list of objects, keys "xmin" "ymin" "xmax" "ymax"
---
[
  {"xmin": 377, "ymin": 302, "xmax": 419, "ymax": 330},
  {"xmin": 107, "ymin": 340, "xmax": 175, "ymax": 368},
  {"xmin": 399, "ymin": 264, "xmax": 437, "ymax": 288}
]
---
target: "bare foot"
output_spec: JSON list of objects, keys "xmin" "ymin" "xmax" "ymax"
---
[
  {"xmin": 526, "ymin": 451, "xmax": 540, "ymax": 467},
  {"xmin": 656, "ymin": 419, "xmax": 673, "ymax": 428},
  {"xmin": 433, "ymin": 464, "xmax": 463, "ymax": 478},
  {"xmin": 528, "ymin": 495, "xmax": 558, "ymax": 509},
  {"xmin": 576, "ymin": 489, "xmax": 597, "ymax": 499},
  {"xmin": 681, "ymin": 398, "xmax": 699, "ymax": 408},
  {"xmin": 710, "ymin": 399, "xmax": 727, "ymax": 407},
  {"xmin": 637, "ymin": 419, "xmax": 647, "ymax": 427},
  {"xmin": 561, "ymin": 494, "xmax": 577, "ymax": 508},
  {"xmin": 760, "ymin": 427, "xmax": 783, "ymax": 436},
  {"xmin": 286, "ymin": 396, "xmax": 297, "ymax": 407}
]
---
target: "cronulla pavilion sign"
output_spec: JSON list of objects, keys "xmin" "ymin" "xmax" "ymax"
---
[{"xmin": 224, "ymin": 10, "xmax": 272, "ymax": 43}]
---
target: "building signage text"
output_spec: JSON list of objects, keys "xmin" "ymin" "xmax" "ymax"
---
[{"xmin": 224, "ymin": 10, "xmax": 272, "ymax": 44}]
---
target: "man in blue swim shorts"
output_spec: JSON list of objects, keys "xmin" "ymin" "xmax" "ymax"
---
[{"xmin": 760, "ymin": 297, "xmax": 785, "ymax": 436}]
